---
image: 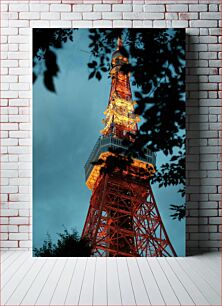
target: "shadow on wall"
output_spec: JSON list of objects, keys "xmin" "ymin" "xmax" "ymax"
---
[
  {"xmin": 186, "ymin": 33, "xmax": 201, "ymax": 256},
  {"xmin": 186, "ymin": 33, "xmax": 220, "ymax": 256}
]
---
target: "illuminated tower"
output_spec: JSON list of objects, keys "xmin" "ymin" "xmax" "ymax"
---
[{"xmin": 82, "ymin": 37, "xmax": 177, "ymax": 257}]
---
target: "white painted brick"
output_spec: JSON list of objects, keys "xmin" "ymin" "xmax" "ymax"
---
[
  {"xmin": 19, "ymin": 241, "xmax": 31, "ymax": 248},
  {"xmin": 9, "ymin": 68, "xmax": 31, "ymax": 75},
  {"xmin": 83, "ymin": 12, "xmax": 102, "ymax": 20},
  {"xmin": 94, "ymin": 4, "xmax": 111, "ymax": 11},
  {"xmin": 1, "ymin": 132, "xmax": 9, "ymax": 139},
  {"xmin": 19, "ymin": 226, "xmax": 30, "ymax": 233},
  {"xmin": 61, "ymin": 13, "xmax": 82, "ymax": 20},
  {"xmin": 8, "ymin": 44, "xmax": 18, "ymax": 51},
  {"xmin": 153, "ymin": 20, "xmax": 172, "ymax": 28},
  {"xmin": 10, "ymin": 178, "xmax": 30, "ymax": 186},
  {"xmin": 209, "ymin": 75, "xmax": 221, "ymax": 83},
  {"xmin": 1, "ymin": 162, "xmax": 18, "ymax": 171},
  {"xmin": 0, "ymin": 218, "xmax": 9, "ymax": 225},
  {"xmin": 1, "ymin": 225, "xmax": 18, "ymax": 233},
  {"xmin": 123, "ymin": 12, "xmax": 164, "ymax": 19},
  {"xmin": 9, "ymin": 115, "xmax": 29, "ymax": 123},
  {"xmin": 2, "ymin": 123, "xmax": 18, "ymax": 131},
  {"xmin": 143, "ymin": 5, "xmax": 165, "ymax": 12},
  {"xmin": 9, "ymin": 20, "xmax": 29, "ymax": 28},
  {"xmin": 19, "ymin": 28, "xmax": 31, "ymax": 35},
  {"xmin": 209, "ymin": 4, "xmax": 219, "ymax": 11},
  {"xmin": 9, "ymin": 99, "xmax": 29, "ymax": 107},
  {"xmin": 50, "ymin": 21, "xmax": 72, "ymax": 28},
  {"xmin": 30, "ymin": 20, "xmax": 50, "ymax": 28},
  {"xmin": 2, "ymin": 170, "xmax": 18, "ymax": 178},
  {"xmin": 1, "ymin": 138, "xmax": 18, "ymax": 146},
  {"xmin": 19, "ymin": 123, "xmax": 31, "ymax": 131},
  {"xmin": 18, "ymin": 162, "xmax": 31, "ymax": 171},
  {"xmin": 19, "ymin": 154, "xmax": 32, "ymax": 162},
  {"xmin": 72, "ymin": 20, "xmax": 93, "ymax": 28},
  {"xmin": 19, "ymin": 12, "xmax": 40, "ymax": 19},
  {"xmin": 166, "ymin": 4, "xmax": 188, "ymax": 12},
  {"xmin": 190, "ymin": 20, "xmax": 218, "ymax": 28},
  {"xmin": 1, "ymin": 4, "xmax": 8, "ymax": 11},
  {"xmin": 19, "ymin": 186, "xmax": 31, "ymax": 193},
  {"xmin": 0, "ymin": 241, "xmax": 18, "ymax": 248},
  {"xmin": 2, "ymin": 12, "xmax": 19, "ymax": 20},
  {"xmin": 1, "ymin": 209, "xmax": 19, "ymax": 216},
  {"xmin": 133, "ymin": 5, "xmax": 143, "ymax": 12},
  {"xmin": 2, "ymin": 75, "xmax": 18, "ymax": 82},
  {"xmin": 179, "ymin": 12, "xmax": 198, "ymax": 20},
  {"xmin": 209, "ymin": 60, "xmax": 221, "ymax": 67},
  {"xmin": 8, "ymin": 146, "xmax": 30, "ymax": 155},
  {"xmin": 29, "ymin": 4, "xmax": 49, "ymax": 12},
  {"xmin": 165, "ymin": 13, "xmax": 178, "ymax": 20},
  {"xmin": 93, "ymin": 20, "xmax": 112, "ymax": 27},
  {"xmin": 113, "ymin": 20, "xmax": 132, "ymax": 27},
  {"xmin": 9, "ymin": 217, "xmax": 29, "ymax": 225},
  {"xmin": 9, "ymin": 233, "xmax": 29, "ymax": 240},
  {"xmin": 112, "ymin": 4, "xmax": 132, "ymax": 11},
  {"xmin": 1, "ymin": 91, "xmax": 18, "ymax": 99},
  {"xmin": 50, "ymin": 4, "xmax": 71, "ymax": 12},
  {"xmin": 189, "ymin": 4, "xmax": 207, "ymax": 11},
  {"xmin": 73, "ymin": 4, "xmax": 92, "ymax": 12},
  {"xmin": 19, "ymin": 210, "xmax": 29, "ymax": 217},
  {"xmin": 1, "ymin": 27, "xmax": 18, "ymax": 36},
  {"xmin": 1, "ymin": 60, "xmax": 18, "ymax": 68},
  {"xmin": 41, "ymin": 12, "xmax": 60, "ymax": 20},
  {"xmin": 200, "ymin": 12, "xmax": 221, "ymax": 20},
  {"xmin": 172, "ymin": 20, "xmax": 188, "ymax": 28},
  {"xmin": 9, "ymin": 3, "xmax": 28, "ymax": 12}
]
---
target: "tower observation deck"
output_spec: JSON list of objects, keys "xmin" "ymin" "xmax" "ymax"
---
[{"xmin": 82, "ymin": 36, "xmax": 177, "ymax": 257}]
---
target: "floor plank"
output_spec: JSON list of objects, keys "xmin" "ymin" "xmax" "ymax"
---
[
  {"xmin": 64, "ymin": 257, "xmax": 87, "ymax": 306},
  {"xmin": 167, "ymin": 258, "xmax": 210, "ymax": 305},
  {"xmin": 176, "ymin": 257, "xmax": 221, "ymax": 305},
  {"xmin": 136, "ymin": 257, "xmax": 165, "ymax": 305},
  {"xmin": 35, "ymin": 258, "xmax": 67, "ymax": 305},
  {"xmin": 20, "ymin": 258, "xmax": 56, "ymax": 305},
  {"xmin": 180, "ymin": 256, "xmax": 220, "ymax": 294},
  {"xmin": 93, "ymin": 258, "xmax": 107, "ymax": 305},
  {"xmin": 1, "ymin": 255, "xmax": 36, "ymax": 305},
  {"xmin": 78, "ymin": 257, "xmax": 96, "ymax": 305},
  {"xmin": 1, "ymin": 252, "xmax": 30, "ymax": 289},
  {"xmin": 147, "ymin": 258, "xmax": 180, "ymax": 305},
  {"xmin": 157, "ymin": 258, "xmax": 195, "ymax": 305},
  {"xmin": 0, "ymin": 251, "xmax": 14, "ymax": 263},
  {"xmin": 127, "ymin": 257, "xmax": 150, "ymax": 305},
  {"xmin": 117, "ymin": 258, "xmax": 136, "ymax": 305},
  {"xmin": 5, "ymin": 258, "xmax": 46, "ymax": 305},
  {"xmin": 50, "ymin": 257, "xmax": 77, "ymax": 305},
  {"xmin": 2, "ymin": 251, "xmax": 22, "ymax": 273},
  {"xmin": 106, "ymin": 258, "xmax": 122, "ymax": 306}
]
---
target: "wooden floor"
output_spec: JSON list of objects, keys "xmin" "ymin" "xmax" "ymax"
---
[{"xmin": 1, "ymin": 251, "xmax": 221, "ymax": 306}]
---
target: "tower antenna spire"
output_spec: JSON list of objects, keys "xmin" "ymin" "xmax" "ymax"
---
[{"xmin": 117, "ymin": 36, "xmax": 123, "ymax": 50}]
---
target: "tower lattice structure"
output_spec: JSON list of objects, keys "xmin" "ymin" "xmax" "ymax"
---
[{"xmin": 82, "ymin": 37, "xmax": 177, "ymax": 257}]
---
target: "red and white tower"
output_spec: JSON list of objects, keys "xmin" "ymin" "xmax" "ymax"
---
[{"xmin": 82, "ymin": 37, "xmax": 177, "ymax": 257}]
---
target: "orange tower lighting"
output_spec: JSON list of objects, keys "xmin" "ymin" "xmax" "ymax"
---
[{"xmin": 82, "ymin": 37, "xmax": 177, "ymax": 257}]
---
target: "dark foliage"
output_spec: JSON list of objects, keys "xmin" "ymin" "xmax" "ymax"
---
[
  {"xmin": 170, "ymin": 204, "xmax": 186, "ymax": 221},
  {"xmin": 33, "ymin": 228, "xmax": 92, "ymax": 257},
  {"xmin": 33, "ymin": 29, "xmax": 75, "ymax": 92}
]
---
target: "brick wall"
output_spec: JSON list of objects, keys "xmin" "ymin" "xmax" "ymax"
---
[{"xmin": 0, "ymin": 0, "xmax": 221, "ymax": 255}]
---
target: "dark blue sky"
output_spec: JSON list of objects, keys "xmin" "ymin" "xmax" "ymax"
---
[{"xmin": 33, "ymin": 29, "xmax": 185, "ymax": 256}]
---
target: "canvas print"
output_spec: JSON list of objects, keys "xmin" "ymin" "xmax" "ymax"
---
[{"xmin": 33, "ymin": 28, "xmax": 185, "ymax": 257}]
